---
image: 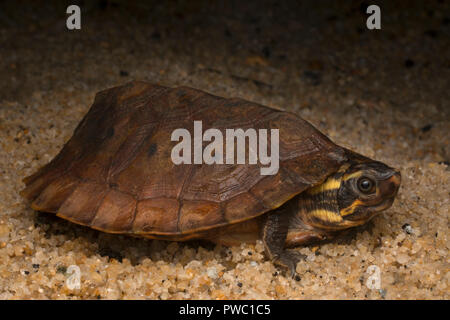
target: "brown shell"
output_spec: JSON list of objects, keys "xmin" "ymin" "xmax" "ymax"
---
[{"xmin": 21, "ymin": 81, "xmax": 347, "ymax": 236}]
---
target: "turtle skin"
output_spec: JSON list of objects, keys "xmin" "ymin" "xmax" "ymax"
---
[{"xmin": 21, "ymin": 81, "xmax": 348, "ymax": 241}]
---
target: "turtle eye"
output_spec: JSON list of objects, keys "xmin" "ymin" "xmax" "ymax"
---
[{"xmin": 357, "ymin": 177, "xmax": 375, "ymax": 194}]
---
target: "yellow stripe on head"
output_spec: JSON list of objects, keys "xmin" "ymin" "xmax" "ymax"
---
[
  {"xmin": 307, "ymin": 178, "xmax": 341, "ymax": 195},
  {"xmin": 343, "ymin": 171, "xmax": 363, "ymax": 181},
  {"xmin": 340, "ymin": 199, "xmax": 363, "ymax": 216},
  {"xmin": 307, "ymin": 163, "xmax": 352, "ymax": 196},
  {"xmin": 310, "ymin": 209, "xmax": 343, "ymax": 223},
  {"xmin": 338, "ymin": 163, "xmax": 351, "ymax": 173}
]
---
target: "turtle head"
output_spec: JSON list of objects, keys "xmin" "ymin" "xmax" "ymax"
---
[
  {"xmin": 336, "ymin": 161, "xmax": 401, "ymax": 225},
  {"xmin": 301, "ymin": 161, "xmax": 400, "ymax": 230}
]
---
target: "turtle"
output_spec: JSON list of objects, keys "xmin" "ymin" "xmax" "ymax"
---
[{"xmin": 21, "ymin": 81, "xmax": 401, "ymax": 276}]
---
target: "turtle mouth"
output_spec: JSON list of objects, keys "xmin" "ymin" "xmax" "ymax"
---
[
  {"xmin": 343, "ymin": 193, "xmax": 396, "ymax": 222},
  {"xmin": 341, "ymin": 194, "xmax": 397, "ymax": 222},
  {"xmin": 372, "ymin": 195, "xmax": 397, "ymax": 212},
  {"xmin": 368, "ymin": 171, "xmax": 401, "ymax": 212}
]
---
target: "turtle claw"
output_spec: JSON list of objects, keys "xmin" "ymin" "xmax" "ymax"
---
[{"xmin": 273, "ymin": 250, "xmax": 306, "ymax": 278}]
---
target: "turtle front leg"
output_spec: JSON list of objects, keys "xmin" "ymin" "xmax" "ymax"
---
[{"xmin": 262, "ymin": 205, "xmax": 306, "ymax": 278}]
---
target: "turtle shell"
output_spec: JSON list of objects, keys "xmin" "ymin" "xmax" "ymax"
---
[{"xmin": 21, "ymin": 81, "xmax": 347, "ymax": 237}]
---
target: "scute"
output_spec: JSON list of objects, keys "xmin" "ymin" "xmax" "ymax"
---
[{"xmin": 21, "ymin": 81, "xmax": 347, "ymax": 236}]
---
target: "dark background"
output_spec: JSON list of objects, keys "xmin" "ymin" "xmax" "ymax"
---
[
  {"xmin": 0, "ymin": 0, "xmax": 448, "ymax": 300},
  {"xmin": 1, "ymin": 0, "xmax": 449, "ymax": 109}
]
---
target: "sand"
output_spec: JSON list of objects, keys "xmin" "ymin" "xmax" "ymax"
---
[{"xmin": 0, "ymin": 1, "xmax": 448, "ymax": 299}]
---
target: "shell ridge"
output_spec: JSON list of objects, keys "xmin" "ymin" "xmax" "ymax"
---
[
  {"xmin": 127, "ymin": 199, "xmax": 139, "ymax": 232},
  {"xmin": 106, "ymin": 87, "xmax": 173, "ymax": 181},
  {"xmin": 175, "ymin": 165, "xmax": 196, "ymax": 233},
  {"xmin": 32, "ymin": 173, "xmax": 80, "ymax": 213},
  {"xmin": 88, "ymin": 188, "xmax": 111, "ymax": 227}
]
